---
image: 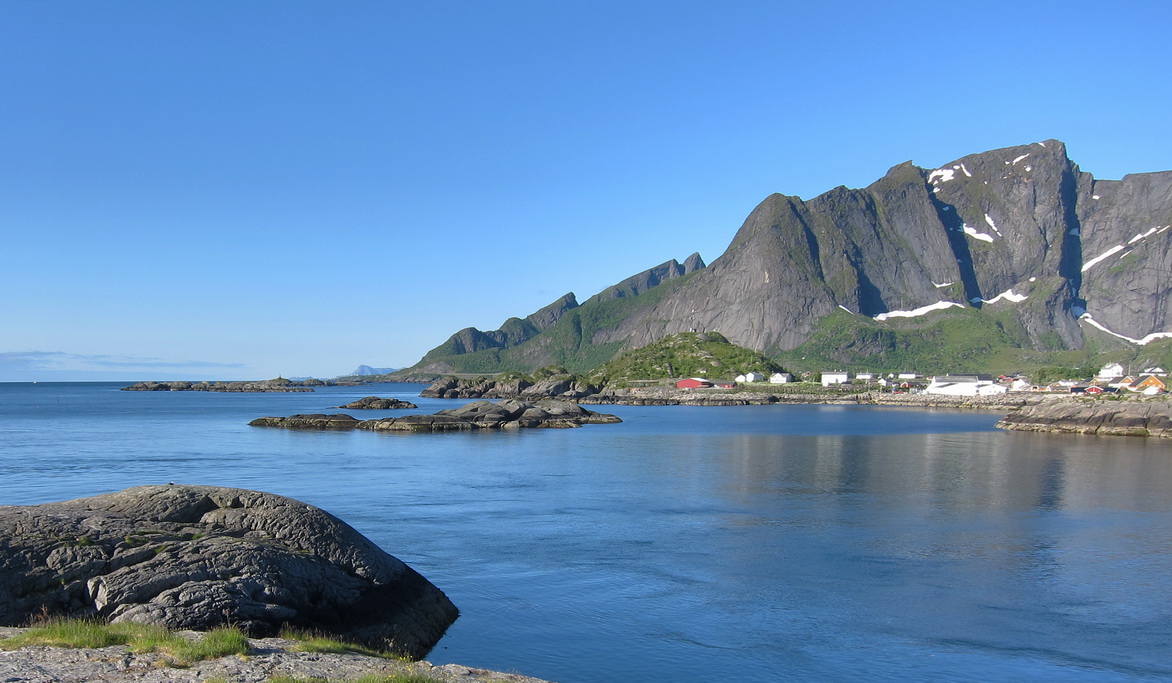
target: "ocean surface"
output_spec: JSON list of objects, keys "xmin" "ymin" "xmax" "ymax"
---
[{"xmin": 2, "ymin": 382, "xmax": 1171, "ymax": 681}]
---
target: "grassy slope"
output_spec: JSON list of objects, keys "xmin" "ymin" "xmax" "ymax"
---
[{"xmin": 589, "ymin": 332, "xmax": 785, "ymax": 384}]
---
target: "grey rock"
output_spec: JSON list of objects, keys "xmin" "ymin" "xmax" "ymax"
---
[
  {"xmin": 248, "ymin": 414, "xmax": 361, "ymax": 430},
  {"xmin": 0, "ymin": 485, "xmax": 458, "ymax": 659},
  {"xmin": 0, "ymin": 632, "xmax": 551, "ymax": 683},
  {"xmin": 336, "ymin": 396, "xmax": 418, "ymax": 410},
  {"xmin": 996, "ymin": 397, "xmax": 1172, "ymax": 437},
  {"xmin": 253, "ymin": 399, "xmax": 621, "ymax": 432}
]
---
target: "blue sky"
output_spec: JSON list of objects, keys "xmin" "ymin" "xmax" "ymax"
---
[{"xmin": 3, "ymin": 1, "xmax": 1170, "ymax": 381}]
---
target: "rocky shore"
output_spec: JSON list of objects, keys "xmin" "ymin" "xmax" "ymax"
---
[
  {"xmin": 251, "ymin": 399, "xmax": 621, "ymax": 432},
  {"xmin": 0, "ymin": 628, "xmax": 551, "ymax": 683},
  {"xmin": 419, "ymin": 378, "xmax": 1045, "ymax": 410},
  {"xmin": 415, "ymin": 377, "xmax": 1172, "ymax": 437},
  {"xmin": 996, "ymin": 396, "xmax": 1172, "ymax": 437}
]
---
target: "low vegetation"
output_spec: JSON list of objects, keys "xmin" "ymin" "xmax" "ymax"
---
[
  {"xmin": 268, "ymin": 676, "xmax": 441, "ymax": 683},
  {"xmin": 0, "ymin": 618, "xmax": 248, "ymax": 665},
  {"xmin": 589, "ymin": 331, "xmax": 785, "ymax": 385},
  {"xmin": 0, "ymin": 620, "xmax": 453, "ymax": 682},
  {"xmin": 281, "ymin": 628, "xmax": 401, "ymax": 659}
]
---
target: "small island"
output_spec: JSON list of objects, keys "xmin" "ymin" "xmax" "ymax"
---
[
  {"xmin": 250, "ymin": 398, "xmax": 621, "ymax": 432},
  {"xmin": 335, "ymin": 396, "xmax": 419, "ymax": 409},
  {"xmin": 122, "ymin": 377, "xmax": 324, "ymax": 393}
]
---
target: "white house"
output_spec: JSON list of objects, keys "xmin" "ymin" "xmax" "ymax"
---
[
  {"xmin": 855, "ymin": 372, "xmax": 875, "ymax": 381},
  {"xmin": 735, "ymin": 371, "xmax": 766, "ymax": 383},
  {"xmin": 1097, "ymin": 363, "xmax": 1126, "ymax": 381},
  {"xmin": 897, "ymin": 372, "xmax": 919, "ymax": 380},
  {"xmin": 1009, "ymin": 378, "xmax": 1033, "ymax": 392},
  {"xmin": 769, "ymin": 372, "xmax": 793, "ymax": 384},
  {"xmin": 821, "ymin": 371, "xmax": 850, "ymax": 387},
  {"xmin": 924, "ymin": 375, "xmax": 1007, "ymax": 396}
]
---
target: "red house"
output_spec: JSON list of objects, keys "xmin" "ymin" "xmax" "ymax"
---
[{"xmin": 676, "ymin": 378, "xmax": 713, "ymax": 389}]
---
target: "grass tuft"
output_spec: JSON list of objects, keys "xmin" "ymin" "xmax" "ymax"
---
[
  {"xmin": 269, "ymin": 676, "xmax": 441, "ymax": 683},
  {"xmin": 0, "ymin": 618, "xmax": 249, "ymax": 664},
  {"xmin": 281, "ymin": 628, "xmax": 401, "ymax": 659}
]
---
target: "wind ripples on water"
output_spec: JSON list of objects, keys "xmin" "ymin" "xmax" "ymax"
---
[{"xmin": 1, "ymin": 383, "xmax": 1171, "ymax": 681}]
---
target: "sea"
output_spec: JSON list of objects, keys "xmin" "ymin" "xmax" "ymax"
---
[{"xmin": 2, "ymin": 381, "xmax": 1171, "ymax": 682}]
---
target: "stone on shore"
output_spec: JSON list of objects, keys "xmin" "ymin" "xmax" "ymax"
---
[{"xmin": 0, "ymin": 485, "xmax": 458, "ymax": 660}]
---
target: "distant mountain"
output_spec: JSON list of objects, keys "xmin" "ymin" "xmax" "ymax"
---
[
  {"xmin": 348, "ymin": 365, "xmax": 398, "ymax": 376},
  {"xmin": 396, "ymin": 140, "xmax": 1172, "ymax": 377}
]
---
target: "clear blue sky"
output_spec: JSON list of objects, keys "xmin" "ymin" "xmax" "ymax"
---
[{"xmin": 3, "ymin": 0, "xmax": 1170, "ymax": 381}]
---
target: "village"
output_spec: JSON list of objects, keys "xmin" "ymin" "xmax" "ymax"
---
[{"xmin": 674, "ymin": 362, "xmax": 1169, "ymax": 397}]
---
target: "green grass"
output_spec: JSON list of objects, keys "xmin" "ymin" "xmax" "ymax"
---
[
  {"xmin": 268, "ymin": 675, "xmax": 442, "ymax": 683},
  {"xmin": 591, "ymin": 331, "xmax": 785, "ymax": 384},
  {"xmin": 280, "ymin": 628, "xmax": 402, "ymax": 659},
  {"xmin": 0, "ymin": 619, "xmax": 249, "ymax": 665}
]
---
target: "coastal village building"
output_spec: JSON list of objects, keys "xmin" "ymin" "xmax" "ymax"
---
[
  {"xmin": 821, "ymin": 371, "xmax": 850, "ymax": 387},
  {"xmin": 1097, "ymin": 362, "xmax": 1126, "ymax": 381},
  {"xmin": 1130, "ymin": 375, "xmax": 1167, "ymax": 394},
  {"xmin": 924, "ymin": 375, "xmax": 1008, "ymax": 396},
  {"xmin": 676, "ymin": 378, "xmax": 712, "ymax": 389},
  {"xmin": 735, "ymin": 372, "xmax": 766, "ymax": 383},
  {"xmin": 769, "ymin": 372, "xmax": 793, "ymax": 384}
]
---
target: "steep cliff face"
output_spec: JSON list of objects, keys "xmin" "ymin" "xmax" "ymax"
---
[
  {"xmin": 1077, "ymin": 171, "xmax": 1172, "ymax": 342},
  {"xmin": 402, "ymin": 140, "xmax": 1172, "ymax": 375},
  {"xmin": 599, "ymin": 140, "xmax": 1169, "ymax": 356}
]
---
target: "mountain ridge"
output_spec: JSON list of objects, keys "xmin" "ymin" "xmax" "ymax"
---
[{"xmin": 397, "ymin": 140, "xmax": 1172, "ymax": 378}]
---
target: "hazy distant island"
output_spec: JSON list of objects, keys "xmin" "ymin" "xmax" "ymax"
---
[{"xmin": 122, "ymin": 377, "xmax": 329, "ymax": 392}]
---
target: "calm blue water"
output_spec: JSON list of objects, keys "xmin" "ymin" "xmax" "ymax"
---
[{"xmin": 2, "ymin": 382, "xmax": 1172, "ymax": 681}]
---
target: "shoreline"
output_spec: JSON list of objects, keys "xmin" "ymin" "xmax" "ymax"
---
[
  {"xmin": 0, "ymin": 628, "xmax": 551, "ymax": 683},
  {"xmin": 576, "ymin": 386, "xmax": 1044, "ymax": 410},
  {"xmin": 415, "ymin": 378, "xmax": 1172, "ymax": 437}
]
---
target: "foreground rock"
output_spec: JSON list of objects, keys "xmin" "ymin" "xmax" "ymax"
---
[
  {"xmin": 251, "ymin": 399, "xmax": 622, "ymax": 432},
  {"xmin": 996, "ymin": 397, "xmax": 1172, "ymax": 437},
  {"xmin": 336, "ymin": 396, "xmax": 419, "ymax": 409},
  {"xmin": 0, "ymin": 629, "xmax": 550, "ymax": 683},
  {"xmin": 0, "ymin": 485, "xmax": 458, "ymax": 660}
]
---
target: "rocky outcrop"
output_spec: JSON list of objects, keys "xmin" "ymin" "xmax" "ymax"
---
[
  {"xmin": 121, "ymin": 380, "xmax": 317, "ymax": 393},
  {"xmin": 335, "ymin": 396, "xmax": 418, "ymax": 410},
  {"xmin": 0, "ymin": 485, "xmax": 458, "ymax": 659},
  {"xmin": 996, "ymin": 397, "xmax": 1172, "ymax": 436},
  {"xmin": 419, "ymin": 376, "xmax": 598, "ymax": 400},
  {"xmin": 251, "ymin": 399, "xmax": 621, "ymax": 432}
]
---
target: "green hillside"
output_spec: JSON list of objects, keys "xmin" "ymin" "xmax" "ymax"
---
[{"xmin": 588, "ymin": 332, "xmax": 785, "ymax": 384}]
